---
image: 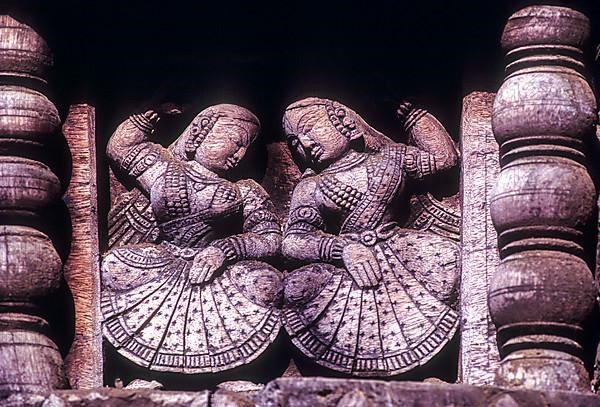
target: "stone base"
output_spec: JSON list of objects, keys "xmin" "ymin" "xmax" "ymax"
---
[
  {"xmin": 2, "ymin": 378, "xmax": 599, "ymax": 406},
  {"xmin": 255, "ymin": 378, "xmax": 599, "ymax": 406}
]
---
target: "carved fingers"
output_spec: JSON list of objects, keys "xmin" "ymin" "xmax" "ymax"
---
[
  {"xmin": 189, "ymin": 246, "xmax": 226, "ymax": 286},
  {"xmin": 127, "ymin": 110, "xmax": 160, "ymax": 136},
  {"xmin": 342, "ymin": 242, "xmax": 382, "ymax": 289},
  {"xmin": 143, "ymin": 110, "xmax": 160, "ymax": 125}
]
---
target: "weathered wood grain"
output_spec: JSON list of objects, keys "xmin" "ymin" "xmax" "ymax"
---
[
  {"xmin": 62, "ymin": 104, "xmax": 103, "ymax": 389},
  {"xmin": 261, "ymin": 141, "xmax": 301, "ymax": 222},
  {"xmin": 458, "ymin": 91, "xmax": 500, "ymax": 385},
  {"xmin": 489, "ymin": 6, "xmax": 596, "ymax": 392},
  {"xmin": 0, "ymin": 14, "xmax": 68, "ymax": 395}
]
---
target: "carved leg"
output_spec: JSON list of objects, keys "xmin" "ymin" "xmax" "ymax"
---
[
  {"xmin": 228, "ymin": 260, "xmax": 284, "ymax": 308},
  {"xmin": 489, "ymin": 6, "xmax": 597, "ymax": 392}
]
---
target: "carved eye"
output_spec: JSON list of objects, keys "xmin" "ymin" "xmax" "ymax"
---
[
  {"xmin": 200, "ymin": 118, "xmax": 209, "ymax": 127},
  {"xmin": 190, "ymin": 126, "xmax": 200, "ymax": 136},
  {"xmin": 336, "ymin": 109, "xmax": 346, "ymax": 118}
]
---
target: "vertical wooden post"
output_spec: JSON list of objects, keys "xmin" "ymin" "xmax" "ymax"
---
[
  {"xmin": 459, "ymin": 91, "xmax": 501, "ymax": 385},
  {"xmin": 63, "ymin": 104, "xmax": 102, "ymax": 389}
]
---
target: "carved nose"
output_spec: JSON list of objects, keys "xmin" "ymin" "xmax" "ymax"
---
[
  {"xmin": 297, "ymin": 134, "xmax": 314, "ymax": 148},
  {"xmin": 297, "ymin": 136, "xmax": 316, "ymax": 156}
]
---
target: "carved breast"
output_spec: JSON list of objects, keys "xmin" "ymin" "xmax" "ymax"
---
[
  {"xmin": 150, "ymin": 162, "xmax": 243, "ymax": 247},
  {"xmin": 318, "ymin": 151, "xmax": 405, "ymax": 228},
  {"xmin": 318, "ymin": 166, "xmax": 368, "ymax": 215}
]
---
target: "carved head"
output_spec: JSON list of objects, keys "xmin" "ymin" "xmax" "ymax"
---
[
  {"xmin": 170, "ymin": 104, "xmax": 260, "ymax": 173},
  {"xmin": 283, "ymin": 97, "xmax": 385, "ymax": 171}
]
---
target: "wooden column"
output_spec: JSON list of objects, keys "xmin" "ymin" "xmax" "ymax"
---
[
  {"xmin": 0, "ymin": 15, "xmax": 69, "ymax": 394},
  {"xmin": 489, "ymin": 6, "xmax": 596, "ymax": 392},
  {"xmin": 459, "ymin": 91, "xmax": 501, "ymax": 385}
]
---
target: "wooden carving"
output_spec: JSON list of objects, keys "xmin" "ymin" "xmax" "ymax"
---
[
  {"xmin": 281, "ymin": 97, "xmax": 460, "ymax": 376},
  {"xmin": 62, "ymin": 104, "xmax": 103, "ymax": 388},
  {"xmin": 459, "ymin": 92, "xmax": 501, "ymax": 385},
  {"xmin": 0, "ymin": 16, "xmax": 67, "ymax": 394},
  {"xmin": 489, "ymin": 6, "xmax": 597, "ymax": 392},
  {"xmin": 101, "ymin": 105, "xmax": 283, "ymax": 373}
]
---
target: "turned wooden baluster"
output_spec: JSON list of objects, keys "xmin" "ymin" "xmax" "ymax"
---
[
  {"xmin": 489, "ymin": 6, "xmax": 597, "ymax": 392},
  {"xmin": 0, "ymin": 15, "xmax": 68, "ymax": 394}
]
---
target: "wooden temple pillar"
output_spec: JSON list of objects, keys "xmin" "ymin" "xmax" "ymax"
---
[
  {"xmin": 0, "ymin": 16, "xmax": 70, "ymax": 394},
  {"xmin": 489, "ymin": 6, "xmax": 597, "ymax": 392}
]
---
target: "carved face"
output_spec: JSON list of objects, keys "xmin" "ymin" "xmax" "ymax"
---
[
  {"xmin": 194, "ymin": 119, "xmax": 256, "ymax": 173},
  {"xmin": 286, "ymin": 114, "xmax": 350, "ymax": 170}
]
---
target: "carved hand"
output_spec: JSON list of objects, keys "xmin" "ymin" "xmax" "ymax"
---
[
  {"xmin": 189, "ymin": 246, "xmax": 226, "ymax": 285},
  {"xmin": 143, "ymin": 110, "xmax": 159, "ymax": 124},
  {"xmin": 123, "ymin": 109, "xmax": 160, "ymax": 137},
  {"xmin": 342, "ymin": 242, "xmax": 382, "ymax": 289}
]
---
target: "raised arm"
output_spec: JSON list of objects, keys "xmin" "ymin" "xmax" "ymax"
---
[
  {"xmin": 210, "ymin": 179, "xmax": 282, "ymax": 262},
  {"xmin": 282, "ymin": 177, "xmax": 345, "ymax": 264},
  {"xmin": 107, "ymin": 110, "xmax": 170, "ymax": 194},
  {"xmin": 396, "ymin": 102, "xmax": 458, "ymax": 180}
]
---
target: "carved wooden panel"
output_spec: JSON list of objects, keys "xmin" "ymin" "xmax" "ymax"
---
[
  {"xmin": 101, "ymin": 105, "xmax": 284, "ymax": 373},
  {"xmin": 281, "ymin": 98, "xmax": 460, "ymax": 376}
]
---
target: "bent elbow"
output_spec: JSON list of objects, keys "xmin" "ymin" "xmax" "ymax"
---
[
  {"xmin": 439, "ymin": 144, "xmax": 459, "ymax": 171},
  {"xmin": 106, "ymin": 120, "xmax": 131, "ymax": 164}
]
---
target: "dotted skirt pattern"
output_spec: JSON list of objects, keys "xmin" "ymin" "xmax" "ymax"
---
[
  {"xmin": 101, "ymin": 243, "xmax": 281, "ymax": 373},
  {"xmin": 283, "ymin": 230, "xmax": 459, "ymax": 376}
]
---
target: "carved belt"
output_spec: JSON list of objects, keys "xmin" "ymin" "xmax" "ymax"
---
[{"xmin": 341, "ymin": 222, "xmax": 397, "ymax": 247}]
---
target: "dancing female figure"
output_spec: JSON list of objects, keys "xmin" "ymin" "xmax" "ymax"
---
[
  {"xmin": 101, "ymin": 105, "xmax": 282, "ymax": 373},
  {"xmin": 282, "ymin": 97, "xmax": 459, "ymax": 376}
]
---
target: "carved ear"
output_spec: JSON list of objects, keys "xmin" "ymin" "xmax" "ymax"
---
[{"xmin": 344, "ymin": 115, "xmax": 365, "ymax": 143}]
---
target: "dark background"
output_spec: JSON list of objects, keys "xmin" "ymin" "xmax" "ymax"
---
[
  {"xmin": 2, "ymin": 0, "xmax": 600, "ymax": 389},
  {"xmin": 3, "ymin": 0, "xmax": 599, "ymax": 145}
]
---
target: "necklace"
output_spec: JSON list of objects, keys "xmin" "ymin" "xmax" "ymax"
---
[{"xmin": 322, "ymin": 150, "xmax": 368, "ymax": 175}]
